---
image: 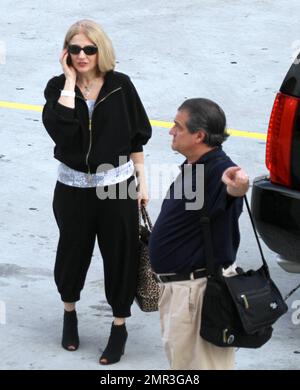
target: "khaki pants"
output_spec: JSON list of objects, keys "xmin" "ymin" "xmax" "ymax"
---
[{"xmin": 158, "ymin": 267, "xmax": 236, "ymax": 370}]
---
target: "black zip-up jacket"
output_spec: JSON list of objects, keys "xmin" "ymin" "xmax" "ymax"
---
[{"xmin": 42, "ymin": 71, "xmax": 152, "ymax": 173}]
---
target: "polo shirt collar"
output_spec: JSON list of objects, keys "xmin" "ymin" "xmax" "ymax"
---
[{"xmin": 180, "ymin": 146, "xmax": 223, "ymax": 170}]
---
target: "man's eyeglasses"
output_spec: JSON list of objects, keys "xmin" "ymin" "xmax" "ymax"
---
[{"xmin": 68, "ymin": 45, "xmax": 98, "ymax": 56}]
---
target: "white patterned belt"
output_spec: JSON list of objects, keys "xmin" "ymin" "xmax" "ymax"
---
[{"xmin": 57, "ymin": 160, "xmax": 134, "ymax": 188}]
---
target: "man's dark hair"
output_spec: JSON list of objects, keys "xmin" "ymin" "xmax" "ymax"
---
[{"xmin": 178, "ymin": 98, "xmax": 229, "ymax": 147}]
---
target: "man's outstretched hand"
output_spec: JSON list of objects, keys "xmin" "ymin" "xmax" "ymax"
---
[{"xmin": 222, "ymin": 166, "xmax": 249, "ymax": 197}]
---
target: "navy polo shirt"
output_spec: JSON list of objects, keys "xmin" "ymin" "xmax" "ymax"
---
[{"xmin": 149, "ymin": 147, "xmax": 243, "ymax": 274}]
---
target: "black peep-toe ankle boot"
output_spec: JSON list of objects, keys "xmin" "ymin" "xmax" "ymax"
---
[
  {"xmin": 99, "ymin": 322, "xmax": 128, "ymax": 365},
  {"xmin": 61, "ymin": 310, "xmax": 80, "ymax": 351}
]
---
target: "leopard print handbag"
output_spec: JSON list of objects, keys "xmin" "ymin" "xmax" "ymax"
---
[{"xmin": 135, "ymin": 206, "xmax": 160, "ymax": 312}]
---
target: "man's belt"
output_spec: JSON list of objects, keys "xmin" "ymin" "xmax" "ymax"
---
[{"xmin": 154, "ymin": 268, "xmax": 207, "ymax": 283}]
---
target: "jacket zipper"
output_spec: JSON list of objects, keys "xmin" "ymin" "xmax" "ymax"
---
[{"xmin": 83, "ymin": 87, "xmax": 122, "ymax": 175}]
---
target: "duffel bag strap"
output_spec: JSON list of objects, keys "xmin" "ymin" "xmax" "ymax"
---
[
  {"xmin": 244, "ymin": 195, "xmax": 270, "ymax": 278},
  {"xmin": 199, "ymin": 195, "xmax": 270, "ymax": 279},
  {"xmin": 199, "ymin": 216, "xmax": 216, "ymax": 277}
]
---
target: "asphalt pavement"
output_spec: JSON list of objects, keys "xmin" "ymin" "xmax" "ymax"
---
[{"xmin": 0, "ymin": 0, "xmax": 300, "ymax": 370}]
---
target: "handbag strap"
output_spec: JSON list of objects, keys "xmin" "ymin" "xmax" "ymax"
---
[{"xmin": 139, "ymin": 205, "xmax": 153, "ymax": 232}]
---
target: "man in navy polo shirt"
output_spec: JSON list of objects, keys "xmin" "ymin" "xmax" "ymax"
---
[{"xmin": 149, "ymin": 98, "xmax": 249, "ymax": 370}]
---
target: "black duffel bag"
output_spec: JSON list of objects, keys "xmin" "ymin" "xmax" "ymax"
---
[{"xmin": 200, "ymin": 196, "xmax": 288, "ymax": 348}]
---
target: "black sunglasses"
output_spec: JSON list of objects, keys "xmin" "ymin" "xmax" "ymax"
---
[{"xmin": 68, "ymin": 45, "xmax": 98, "ymax": 55}]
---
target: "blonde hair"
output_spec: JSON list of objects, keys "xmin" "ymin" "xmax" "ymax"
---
[{"xmin": 63, "ymin": 19, "xmax": 116, "ymax": 74}]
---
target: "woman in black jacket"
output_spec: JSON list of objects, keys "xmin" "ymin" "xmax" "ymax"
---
[{"xmin": 42, "ymin": 19, "xmax": 152, "ymax": 365}]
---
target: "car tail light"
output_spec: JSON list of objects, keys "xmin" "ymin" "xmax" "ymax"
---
[{"xmin": 266, "ymin": 92, "xmax": 300, "ymax": 187}]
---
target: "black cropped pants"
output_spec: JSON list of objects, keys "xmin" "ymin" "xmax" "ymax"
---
[{"xmin": 52, "ymin": 177, "xmax": 139, "ymax": 318}]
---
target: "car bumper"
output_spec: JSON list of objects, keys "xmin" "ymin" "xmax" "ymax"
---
[{"xmin": 251, "ymin": 176, "xmax": 300, "ymax": 267}]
